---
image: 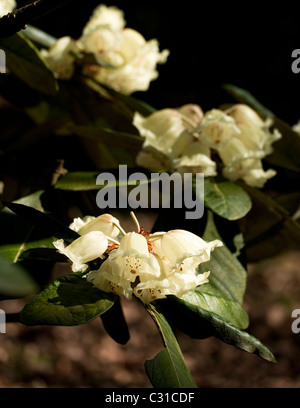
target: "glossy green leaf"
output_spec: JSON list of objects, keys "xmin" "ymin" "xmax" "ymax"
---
[
  {"xmin": 0, "ymin": 256, "xmax": 38, "ymax": 298},
  {"xmin": 145, "ymin": 303, "xmax": 197, "ymax": 388},
  {"xmin": 162, "ymin": 297, "xmax": 275, "ymax": 363},
  {"xmin": 0, "ymin": 32, "xmax": 59, "ymax": 96},
  {"xmin": 20, "ymin": 272, "xmax": 116, "ymax": 326},
  {"xmin": 202, "ymin": 178, "xmax": 252, "ymax": 220}
]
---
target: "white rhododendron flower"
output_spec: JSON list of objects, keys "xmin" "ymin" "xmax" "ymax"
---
[
  {"xmin": 69, "ymin": 213, "xmax": 122, "ymax": 239},
  {"xmin": 40, "ymin": 36, "xmax": 80, "ymax": 80},
  {"xmin": 83, "ymin": 27, "xmax": 169, "ymax": 94},
  {"xmin": 54, "ymin": 212, "xmax": 222, "ymax": 303},
  {"xmin": 85, "ymin": 212, "xmax": 222, "ymax": 304},
  {"xmin": 135, "ymin": 103, "xmax": 281, "ymax": 187},
  {"xmin": 0, "ymin": 0, "xmax": 16, "ymax": 17},
  {"xmin": 79, "ymin": 5, "xmax": 169, "ymax": 94},
  {"xmin": 226, "ymin": 104, "xmax": 281, "ymax": 155},
  {"xmin": 134, "ymin": 104, "xmax": 216, "ymax": 175},
  {"xmin": 53, "ymin": 231, "xmax": 108, "ymax": 272},
  {"xmin": 82, "ymin": 4, "xmax": 125, "ymax": 34}
]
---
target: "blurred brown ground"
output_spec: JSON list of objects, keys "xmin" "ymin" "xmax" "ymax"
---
[{"xmin": 0, "ymin": 246, "xmax": 300, "ymax": 388}]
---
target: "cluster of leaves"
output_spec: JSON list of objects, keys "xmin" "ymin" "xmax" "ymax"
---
[{"xmin": 0, "ymin": 22, "xmax": 300, "ymax": 388}]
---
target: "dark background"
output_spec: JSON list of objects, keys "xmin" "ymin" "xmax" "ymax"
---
[{"xmin": 32, "ymin": 0, "xmax": 300, "ymax": 125}]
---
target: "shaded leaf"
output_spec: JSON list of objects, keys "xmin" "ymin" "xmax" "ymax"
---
[
  {"xmin": 0, "ymin": 32, "xmax": 58, "ymax": 96},
  {"xmin": 100, "ymin": 297, "xmax": 130, "ymax": 345},
  {"xmin": 145, "ymin": 303, "xmax": 197, "ymax": 388},
  {"xmin": 0, "ymin": 256, "xmax": 38, "ymax": 298},
  {"xmin": 0, "ymin": 191, "xmax": 56, "ymax": 263},
  {"xmin": 2, "ymin": 200, "xmax": 79, "ymax": 244},
  {"xmin": 20, "ymin": 272, "xmax": 116, "ymax": 326},
  {"xmin": 161, "ymin": 296, "xmax": 276, "ymax": 363}
]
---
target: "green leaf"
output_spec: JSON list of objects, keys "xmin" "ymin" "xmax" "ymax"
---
[
  {"xmin": 100, "ymin": 297, "xmax": 130, "ymax": 345},
  {"xmin": 2, "ymin": 200, "xmax": 79, "ymax": 244},
  {"xmin": 71, "ymin": 126, "xmax": 144, "ymax": 150},
  {"xmin": 0, "ymin": 256, "xmax": 38, "ymax": 298},
  {"xmin": 162, "ymin": 297, "xmax": 276, "ymax": 363},
  {"xmin": 54, "ymin": 172, "xmax": 100, "ymax": 191},
  {"xmin": 222, "ymin": 84, "xmax": 275, "ymax": 118},
  {"xmin": 161, "ymin": 211, "xmax": 248, "ymax": 332},
  {"xmin": 145, "ymin": 303, "xmax": 197, "ymax": 388},
  {"xmin": 238, "ymin": 184, "xmax": 300, "ymax": 261},
  {"xmin": 0, "ymin": 32, "xmax": 59, "ymax": 96},
  {"xmin": 0, "ymin": 191, "xmax": 56, "ymax": 263},
  {"xmin": 19, "ymin": 272, "xmax": 116, "ymax": 326},
  {"xmin": 202, "ymin": 178, "xmax": 252, "ymax": 220}
]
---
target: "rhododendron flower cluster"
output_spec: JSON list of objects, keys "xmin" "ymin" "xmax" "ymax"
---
[
  {"xmin": 134, "ymin": 103, "xmax": 281, "ymax": 188},
  {"xmin": 53, "ymin": 212, "xmax": 222, "ymax": 304},
  {"xmin": 41, "ymin": 4, "xmax": 169, "ymax": 94}
]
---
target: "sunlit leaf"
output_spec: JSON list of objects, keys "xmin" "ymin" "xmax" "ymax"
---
[{"xmin": 20, "ymin": 272, "xmax": 116, "ymax": 326}]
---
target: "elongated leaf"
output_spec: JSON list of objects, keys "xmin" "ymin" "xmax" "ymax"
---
[
  {"xmin": 72, "ymin": 126, "xmax": 144, "ymax": 150},
  {"xmin": 202, "ymin": 178, "xmax": 252, "ymax": 220},
  {"xmin": 145, "ymin": 303, "xmax": 197, "ymax": 388},
  {"xmin": 0, "ymin": 256, "xmax": 38, "ymax": 298},
  {"xmin": 0, "ymin": 191, "xmax": 55, "ymax": 263},
  {"xmin": 20, "ymin": 272, "xmax": 116, "ymax": 326},
  {"xmin": 162, "ymin": 297, "xmax": 275, "ymax": 363},
  {"xmin": 0, "ymin": 32, "xmax": 58, "ymax": 95},
  {"xmin": 2, "ymin": 200, "xmax": 79, "ymax": 244}
]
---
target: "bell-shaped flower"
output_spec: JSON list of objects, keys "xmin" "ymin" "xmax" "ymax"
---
[
  {"xmin": 87, "ymin": 232, "xmax": 162, "ymax": 300},
  {"xmin": 196, "ymin": 109, "xmax": 241, "ymax": 151},
  {"xmin": 53, "ymin": 231, "xmax": 108, "ymax": 272},
  {"xmin": 173, "ymin": 140, "xmax": 217, "ymax": 176},
  {"xmin": 226, "ymin": 104, "xmax": 281, "ymax": 154},
  {"xmin": 89, "ymin": 27, "xmax": 169, "ymax": 94},
  {"xmin": 69, "ymin": 213, "xmax": 122, "ymax": 239},
  {"xmin": 150, "ymin": 229, "xmax": 223, "ymax": 268},
  {"xmin": 88, "ymin": 226, "xmax": 222, "ymax": 304},
  {"xmin": 134, "ymin": 104, "xmax": 211, "ymax": 172},
  {"xmin": 40, "ymin": 36, "xmax": 81, "ymax": 80},
  {"xmin": 80, "ymin": 4, "xmax": 169, "ymax": 95}
]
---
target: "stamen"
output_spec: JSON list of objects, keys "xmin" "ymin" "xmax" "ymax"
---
[
  {"xmin": 107, "ymin": 236, "xmax": 120, "ymax": 245},
  {"xmin": 130, "ymin": 211, "xmax": 140, "ymax": 234},
  {"xmin": 113, "ymin": 222, "xmax": 126, "ymax": 236}
]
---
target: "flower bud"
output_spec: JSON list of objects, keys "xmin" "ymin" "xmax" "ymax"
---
[{"xmin": 53, "ymin": 231, "xmax": 108, "ymax": 272}]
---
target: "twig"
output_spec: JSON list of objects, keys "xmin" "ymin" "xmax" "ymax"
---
[{"xmin": 0, "ymin": 0, "xmax": 72, "ymax": 38}]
